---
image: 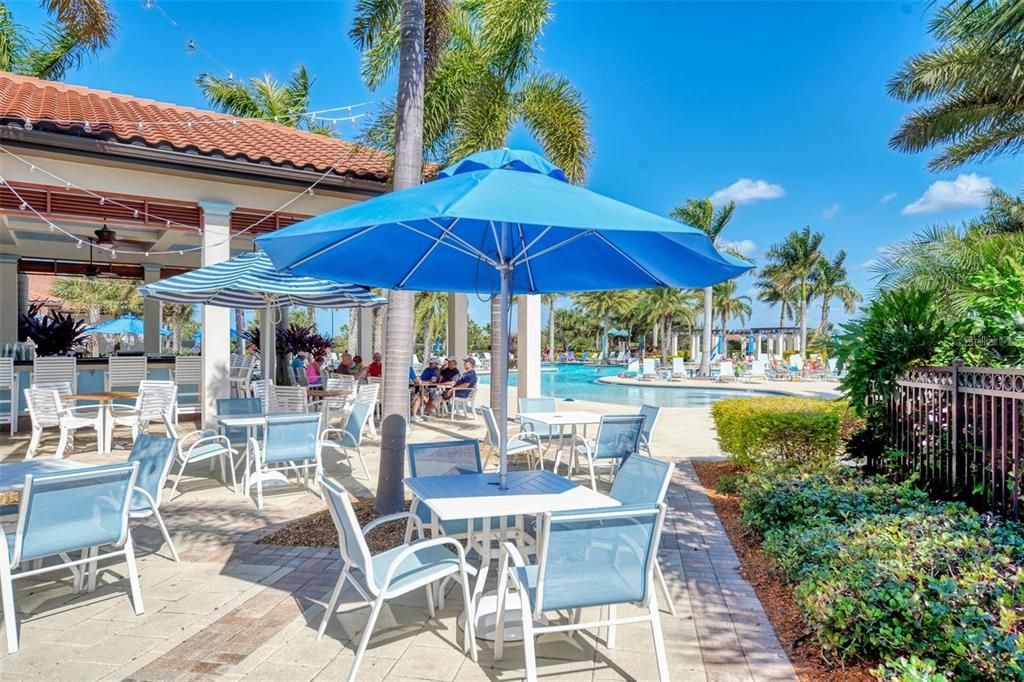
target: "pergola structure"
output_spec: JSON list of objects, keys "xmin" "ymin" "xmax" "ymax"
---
[
  {"xmin": 0, "ymin": 73, "xmax": 547, "ymax": 425},
  {"xmin": 680, "ymin": 326, "xmax": 804, "ymax": 358}
]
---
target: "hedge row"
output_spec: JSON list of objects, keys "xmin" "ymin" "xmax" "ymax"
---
[{"xmin": 738, "ymin": 469, "xmax": 1024, "ymax": 680}]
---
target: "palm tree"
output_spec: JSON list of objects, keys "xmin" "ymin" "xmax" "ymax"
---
[
  {"xmin": 50, "ymin": 277, "xmax": 141, "ymax": 355},
  {"xmin": 711, "ymin": 280, "xmax": 752, "ymax": 353},
  {"xmin": 571, "ymin": 290, "xmax": 633, "ymax": 361},
  {"xmin": 811, "ymin": 251, "xmax": 861, "ymax": 335},
  {"xmin": 414, "ymin": 291, "xmax": 448, "ymax": 359},
  {"xmin": 888, "ymin": 1, "xmax": 1024, "ymax": 170},
  {"xmin": 755, "ymin": 270, "xmax": 796, "ymax": 329},
  {"xmin": 376, "ymin": 0, "xmax": 426, "ymax": 515},
  {"xmin": 763, "ymin": 227, "xmax": 824, "ymax": 355},
  {"xmin": 541, "ymin": 294, "xmax": 558, "ymax": 359},
  {"xmin": 669, "ymin": 198, "xmax": 738, "ymax": 375},
  {"xmin": 633, "ymin": 288, "xmax": 696, "ymax": 364},
  {"xmin": 352, "ymin": 0, "xmax": 592, "ymax": 182},
  {"xmin": 1, "ymin": 1, "xmax": 115, "ymax": 80},
  {"xmin": 197, "ymin": 66, "xmax": 334, "ymax": 135}
]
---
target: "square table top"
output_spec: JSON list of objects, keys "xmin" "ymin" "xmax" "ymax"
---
[
  {"xmin": 1, "ymin": 460, "xmax": 90, "ymax": 492},
  {"xmin": 404, "ymin": 470, "xmax": 618, "ymax": 521},
  {"xmin": 66, "ymin": 391, "xmax": 138, "ymax": 402},
  {"xmin": 517, "ymin": 411, "xmax": 603, "ymax": 427},
  {"xmin": 216, "ymin": 412, "xmax": 299, "ymax": 427}
]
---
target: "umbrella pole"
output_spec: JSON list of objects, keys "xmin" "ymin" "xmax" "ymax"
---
[
  {"xmin": 262, "ymin": 302, "xmax": 275, "ymax": 397},
  {"xmin": 497, "ymin": 266, "xmax": 511, "ymax": 490}
]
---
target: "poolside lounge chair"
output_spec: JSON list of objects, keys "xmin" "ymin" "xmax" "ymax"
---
[
  {"xmin": 715, "ymin": 361, "xmax": 737, "ymax": 382},
  {"xmin": 740, "ymin": 360, "xmax": 767, "ymax": 383},
  {"xmin": 639, "ymin": 359, "xmax": 658, "ymax": 381},
  {"xmin": 766, "ymin": 363, "xmax": 793, "ymax": 381},
  {"xmin": 626, "ymin": 360, "xmax": 640, "ymax": 375},
  {"xmin": 670, "ymin": 357, "xmax": 688, "ymax": 381}
]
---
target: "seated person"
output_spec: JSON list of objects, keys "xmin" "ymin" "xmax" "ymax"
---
[
  {"xmin": 367, "ymin": 352, "xmax": 383, "ymax": 378},
  {"xmin": 306, "ymin": 357, "xmax": 323, "ymax": 386},
  {"xmin": 351, "ymin": 355, "xmax": 367, "ymax": 381},
  {"xmin": 426, "ymin": 357, "xmax": 462, "ymax": 413},
  {"xmin": 445, "ymin": 357, "xmax": 478, "ymax": 401},
  {"xmin": 336, "ymin": 353, "xmax": 355, "ymax": 376},
  {"xmin": 410, "ymin": 357, "xmax": 441, "ymax": 421}
]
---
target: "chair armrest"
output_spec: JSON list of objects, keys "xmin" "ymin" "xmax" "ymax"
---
[
  {"xmin": 131, "ymin": 486, "xmax": 158, "ymax": 515},
  {"xmin": 178, "ymin": 428, "xmax": 218, "ymax": 442},
  {"xmin": 247, "ymin": 436, "xmax": 261, "ymax": 463},
  {"xmin": 64, "ymin": 404, "xmax": 107, "ymax": 416},
  {"xmin": 515, "ymin": 431, "xmax": 542, "ymax": 449},
  {"xmin": 363, "ymin": 511, "xmax": 421, "ymax": 538},
  {"xmin": 186, "ymin": 434, "xmax": 236, "ymax": 458},
  {"xmin": 499, "ymin": 540, "xmax": 527, "ymax": 570},
  {"xmin": 379, "ymin": 536, "xmax": 468, "ymax": 594},
  {"xmin": 319, "ymin": 429, "xmax": 356, "ymax": 448}
]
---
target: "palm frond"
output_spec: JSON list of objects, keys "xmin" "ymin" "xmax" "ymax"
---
[
  {"xmin": 43, "ymin": 0, "xmax": 114, "ymax": 49},
  {"xmin": 196, "ymin": 73, "xmax": 264, "ymax": 119},
  {"xmin": 476, "ymin": 0, "xmax": 549, "ymax": 83},
  {"xmin": 21, "ymin": 22, "xmax": 91, "ymax": 80},
  {"xmin": 516, "ymin": 73, "xmax": 592, "ymax": 183}
]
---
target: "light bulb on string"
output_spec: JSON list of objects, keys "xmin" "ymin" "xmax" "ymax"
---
[
  {"xmin": 307, "ymin": 188, "xmax": 315, "ymax": 196},
  {"xmin": 99, "ymin": 197, "xmax": 105, "ymax": 205},
  {"xmin": 186, "ymin": 39, "xmax": 197, "ymax": 57},
  {"xmin": 18, "ymin": 202, "xmax": 27, "ymax": 210},
  {"xmin": 23, "ymin": 121, "xmax": 32, "ymax": 131},
  {"xmin": 83, "ymin": 122, "xmax": 91, "ymax": 133},
  {"xmin": 133, "ymin": 210, "xmax": 139, "ymax": 218},
  {"xmin": 76, "ymin": 240, "xmax": 83, "ymax": 249},
  {"xmin": 143, "ymin": 0, "xmax": 154, "ymax": 8},
  {"xmin": 48, "ymin": 223, "xmax": 55, "ymax": 232},
  {"xmin": 110, "ymin": 250, "xmax": 117, "ymax": 260},
  {"xmin": 29, "ymin": 166, "xmax": 35, "ymax": 174}
]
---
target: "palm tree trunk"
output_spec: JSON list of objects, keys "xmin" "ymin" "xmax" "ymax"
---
[
  {"xmin": 601, "ymin": 317, "xmax": 609, "ymax": 361},
  {"xmin": 701, "ymin": 286, "xmax": 712, "ymax": 376},
  {"xmin": 799, "ymin": 280, "xmax": 808, "ymax": 364},
  {"xmin": 307, "ymin": 306, "xmax": 316, "ymax": 328},
  {"xmin": 376, "ymin": 0, "xmax": 425, "ymax": 515},
  {"xmin": 661, "ymin": 317, "xmax": 671, "ymax": 365},
  {"xmin": 234, "ymin": 309, "xmax": 245, "ymax": 350},
  {"xmin": 276, "ymin": 305, "xmax": 291, "ymax": 385},
  {"xmin": 817, "ymin": 298, "xmax": 830, "ymax": 336},
  {"xmin": 547, "ymin": 301, "xmax": 555, "ymax": 361},
  {"xmin": 373, "ymin": 306, "xmax": 384, "ymax": 353},
  {"xmin": 348, "ymin": 310, "xmax": 359, "ymax": 354}
]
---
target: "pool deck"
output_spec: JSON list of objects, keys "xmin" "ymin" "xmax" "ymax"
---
[{"xmin": 597, "ymin": 375, "xmax": 842, "ymax": 400}]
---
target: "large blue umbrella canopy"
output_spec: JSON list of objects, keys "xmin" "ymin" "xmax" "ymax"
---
[
  {"xmin": 89, "ymin": 315, "xmax": 170, "ymax": 337},
  {"xmin": 257, "ymin": 148, "xmax": 752, "ymax": 487},
  {"xmin": 140, "ymin": 250, "xmax": 385, "ymax": 382}
]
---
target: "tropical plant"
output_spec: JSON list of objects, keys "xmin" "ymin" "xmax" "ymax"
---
[
  {"xmin": 632, "ymin": 288, "xmax": 697, "ymax": 364},
  {"xmin": 555, "ymin": 306, "xmax": 601, "ymax": 353},
  {"xmin": 352, "ymin": 0, "xmax": 592, "ymax": 182},
  {"xmin": 872, "ymin": 189, "xmax": 1024, "ymax": 311},
  {"xmin": 1, "ymin": 0, "xmax": 115, "ymax": 80},
  {"xmin": 19, "ymin": 304, "xmax": 89, "ymax": 356},
  {"xmin": 196, "ymin": 65, "xmax": 334, "ymax": 135},
  {"xmin": 755, "ymin": 269, "xmax": 796, "ymax": 328},
  {"xmin": 888, "ymin": 0, "xmax": 1024, "ymax": 171},
  {"xmin": 414, "ymin": 291, "xmax": 448, "ymax": 358},
  {"xmin": 50, "ymin": 276, "xmax": 142, "ymax": 355},
  {"xmin": 811, "ymin": 250, "xmax": 861, "ymax": 335},
  {"xmin": 375, "ymin": 0, "xmax": 426, "ymax": 515},
  {"xmin": 763, "ymin": 227, "xmax": 824, "ymax": 355},
  {"xmin": 711, "ymin": 279, "xmax": 752, "ymax": 338},
  {"xmin": 670, "ymin": 197, "xmax": 738, "ymax": 375},
  {"xmin": 467, "ymin": 319, "xmax": 489, "ymax": 350},
  {"xmin": 571, "ymin": 290, "xmax": 634, "ymax": 360},
  {"xmin": 163, "ymin": 303, "xmax": 197, "ymax": 353}
]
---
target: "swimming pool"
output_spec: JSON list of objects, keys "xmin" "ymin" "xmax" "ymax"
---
[{"xmin": 480, "ymin": 363, "xmax": 781, "ymax": 408}]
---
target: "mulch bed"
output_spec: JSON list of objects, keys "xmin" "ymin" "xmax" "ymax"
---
[
  {"xmin": 256, "ymin": 498, "xmax": 410, "ymax": 554},
  {"xmin": 691, "ymin": 460, "xmax": 875, "ymax": 682}
]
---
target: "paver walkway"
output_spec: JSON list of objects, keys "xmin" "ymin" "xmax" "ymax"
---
[{"xmin": 1, "ymin": 397, "xmax": 796, "ymax": 681}]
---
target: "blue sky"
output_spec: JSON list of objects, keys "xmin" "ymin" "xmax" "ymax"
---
[{"xmin": 10, "ymin": 0, "xmax": 1023, "ymax": 331}]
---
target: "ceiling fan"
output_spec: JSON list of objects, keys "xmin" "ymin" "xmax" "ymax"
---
[
  {"xmin": 90, "ymin": 222, "xmax": 151, "ymax": 253},
  {"xmin": 84, "ymin": 236, "xmax": 118, "ymax": 279}
]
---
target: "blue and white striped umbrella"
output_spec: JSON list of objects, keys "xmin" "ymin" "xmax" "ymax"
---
[{"xmin": 140, "ymin": 251, "xmax": 385, "ymax": 381}]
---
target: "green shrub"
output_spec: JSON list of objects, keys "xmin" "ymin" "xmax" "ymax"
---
[{"xmin": 711, "ymin": 397, "xmax": 861, "ymax": 469}]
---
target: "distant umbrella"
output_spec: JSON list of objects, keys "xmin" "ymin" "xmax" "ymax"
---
[{"xmin": 88, "ymin": 315, "xmax": 170, "ymax": 336}]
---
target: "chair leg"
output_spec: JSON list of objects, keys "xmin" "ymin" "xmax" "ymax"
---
[
  {"xmin": 317, "ymin": 566, "xmax": 349, "ymax": 640},
  {"xmin": 521, "ymin": 594, "xmax": 538, "ymax": 682},
  {"xmin": 494, "ymin": 563, "xmax": 510, "ymax": 661},
  {"xmin": 170, "ymin": 458, "xmax": 188, "ymax": 499},
  {"xmin": 26, "ymin": 426, "xmax": 41, "ymax": 459},
  {"xmin": 123, "ymin": 536, "xmax": 145, "ymax": 615},
  {"xmin": 87, "ymin": 546, "xmax": 98, "ymax": 592},
  {"xmin": 226, "ymin": 452, "xmax": 239, "ymax": 495},
  {"xmin": 655, "ymin": 562, "xmax": 676, "ymax": 616},
  {"xmin": 349, "ymin": 596, "xmax": 385, "ymax": 682},
  {"xmin": 607, "ymin": 604, "xmax": 617, "ymax": 648},
  {"xmin": 55, "ymin": 426, "xmax": 70, "ymax": 459},
  {"xmin": 1, "ymin": 568, "xmax": 18, "ymax": 653},
  {"xmin": 588, "ymin": 458, "xmax": 598, "ymax": 492},
  {"xmin": 151, "ymin": 509, "xmax": 180, "ymax": 562},
  {"xmin": 649, "ymin": 600, "xmax": 670, "ymax": 681},
  {"xmin": 459, "ymin": 565, "xmax": 477, "ymax": 662},
  {"xmin": 425, "ymin": 583, "xmax": 435, "ymax": 619}
]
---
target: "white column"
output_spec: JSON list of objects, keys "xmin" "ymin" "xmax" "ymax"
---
[
  {"xmin": 777, "ymin": 332, "xmax": 784, "ymax": 355},
  {"xmin": 671, "ymin": 333, "xmax": 679, "ymax": 356},
  {"xmin": 447, "ymin": 293, "xmax": 468, "ymax": 360},
  {"xmin": 0, "ymin": 254, "xmax": 19, "ymax": 348},
  {"xmin": 690, "ymin": 333, "xmax": 698, "ymax": 359},
  {"xmin": 357, "ymin": 307, "xmax": 373, "ymax": 358},
  {"xmin": 516, "ymin": 295, "xmax": 542, "ymax": 400},
  {"xmin": 142, "ymin": 263, "xmax": 163, "ymax": 355},
  {"xmin": 199, "ymin": 201, "xmax": 233, "ymax": 428},
  {"xmin": 755, "ymin": 333, "xmax": 763, "ymax": 357}
]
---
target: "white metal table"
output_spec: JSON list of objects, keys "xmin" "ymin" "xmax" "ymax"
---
[
  {"xmin": 1, "ymin": 460, "xmax": 90, "ymax": 492},
  {"xmin": 517, "ymin": 410, "xmax": 602, "ymax": 468},
  {"xmin": 404, "ymin": 469, "xmax": 618, "ymax": 641}
]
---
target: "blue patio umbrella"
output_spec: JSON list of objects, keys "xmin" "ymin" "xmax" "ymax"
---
[
  {"xmin": 89, "ymin": 314, "xmax": 171, "ymax": 337},
  {"xmin": 747, "ymin": 333, "xmax": 756, "ymax": 355},
  {"xmin": 140, "ymin": 251, "xmax": 385, "ymax": 383},
  {"xmin": 258, "ymin": 148, "xmax": 751, "ymax": 487},
  {"xmin": 717, "ymin": 333, "xmax": 725, "ymax": 355},
  {"xmin": 606, "ymin": 328, "xmax": 629, "ymax": 338},
  {"xmin": 193, "ymin": 327, "xmax": 238, "ymax": 342}
]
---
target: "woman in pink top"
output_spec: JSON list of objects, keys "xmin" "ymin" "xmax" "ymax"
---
[{"xmin": 306, "ymin": 359, "xmax": 322, "ymax": 387}]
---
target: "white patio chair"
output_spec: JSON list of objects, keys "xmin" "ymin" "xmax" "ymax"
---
[
  {"xmin": 32, "ymin": 356, "xmax": 76, "ymax": 395},
  {"xmin": 270, "ymin": 384, "xmax": 308, "ymax": 413},
  {"xmin": 493, "ymin": 504, "xmax": 670, "ymax": 681},
  {"xmin": 230, "ymin": 355, "xmax": 256, "ymax": 397},
  {"xmin": 356, "ymin": 382, "xmax": 379, "ymax": 437},
  {"xmin": 740, "ymin": 360, "xmax": 767, "ymax": 383},
  {"xmin": 110, "ymin": 380, "xmax": 177, "ymax": 441},
  {"xmin": 1, "ymin": 462, "xmax": 144, "ymax": 653},
  {"xmin": 319, "ymin": 399, "xmax": 372, "ymax": 480},
  {"xmin": 556, "ymin": 414, "xmax": 645, "ymax": 490},
  {"xmin": 125, "ymin": 433, "xmax": 181, "ymax": 562},
  {"xmin": 449, "ymin": 386, "xmax": 477, "ymax": 421},
  {"xmin": 251, "ymin": 379, "xmax": 272, "ymax": 413},
  {"xmin": 716, "ymin": 360, "xmax": 737, "ymax": 382},
  {"xmin": 481, "ymin": 406, "xmax": 541, "ymax": 470},
  {"xmin": 23, "ymin": 386, "xmax": 101, "ymax": 459},
  {"xmin": 173, "ymin": 356, "xmax": 202, "ymax": 421},
  {"xmin": 315, "ymin": 475, "xmax": 477, "ymax": 682},
  {"xmin": 163, "ymin": 410, "xmax": 239, "ymax": 498},
  {"xmin": 0, "ymin": 357, "xmax": 17, "ymax": 435},
  {"xmin": 313, "ymin": 376, "xmax": 355, "ymax": 427},
  {"xmin": 107, "ymin": 356, "xmax": 148, "ymax": 392},
  {"xmin": 639, "ymin": 359, "xmax": 658, "ymax": 381},
  {"xmin": 670, "ymin": 357, "xmax": 688, "ymax": 381}
]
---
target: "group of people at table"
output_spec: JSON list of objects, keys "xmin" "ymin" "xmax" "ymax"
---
[
  {"xmin": 291, "ymin": 350, "xmax": 382, "ymax": 386},
  {"xmin": 409, "ymin": 356, "xmax": 478, "ymax": 421}
]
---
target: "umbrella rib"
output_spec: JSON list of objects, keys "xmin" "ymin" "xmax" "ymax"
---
[
  {"xmin": 287, "ymin": 224, "xmax": 382, "ymax": 271},
  {"xmin": 509, "ymin": 225, "xmax": 552, "ymax": 266},
  {"xmin": 490, "ymin": 221, "xmax": 505, "ymax": 263},
  {"xmin": 424, "ymin": 218, "xmax": 495, "ymax": 263},
  {"xmin": 591, "ymin": 232, "xmax": 669, "ymax": 287},
  {"xmin": 397, "ymin": 218, "xmax": 464, "ymax": 288},
  {"xmin": 513, "ymin": 230, "xmax": 593, "ymax": 266},
  {"xmin": 515, "ymin": 223, "xmax": 537, "ymax": 293},
  {"xmin": 396, "ymin": 221, "xmax": 497, "ymax": 266}
]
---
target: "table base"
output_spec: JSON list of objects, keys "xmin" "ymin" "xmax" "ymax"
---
[{"xmin": 459, "ymin": 591, "xmax": 543, "ymax": 642}]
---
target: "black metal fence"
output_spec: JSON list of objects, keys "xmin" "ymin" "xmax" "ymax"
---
[{"xmin": 874, "ymin": 362, "xmax": 1022, "ymax": 521}]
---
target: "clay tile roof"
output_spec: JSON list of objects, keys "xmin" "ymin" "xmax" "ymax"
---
[{"xmin": 0, "ymin": 72, "xmax": 393, "ymax": 183}]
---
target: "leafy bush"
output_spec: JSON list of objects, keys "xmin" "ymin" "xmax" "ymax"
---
[
  {"xmin": 19, "ymin": 304, "xmax": 89, "ymax": 356},
  {"xmin": 711, "ymin": 397, "xmax": 861, "ymax": 469},
  {"xmin": 738, "ymin": 468, "xmax": 1024, "ymax": 679}
]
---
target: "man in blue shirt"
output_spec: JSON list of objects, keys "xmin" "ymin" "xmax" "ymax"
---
[
  {"xmin": 451, "ymin": 357, "xmax": 478, "ymax": 399},
  {"xmin": 411, "ymin": 357, "xmax": 441, "ymax": 421}
]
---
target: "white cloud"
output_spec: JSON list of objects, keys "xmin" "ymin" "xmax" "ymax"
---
[
  {"xmin": 902, "ymin": 174, "xmax": 994, "ymax": 215},
  {"xmin": 880, "ymin": 192, "xmax": 898, "ymax": 203},
  {"xmin": 822, "ymin": 203, "xmax": 840, "ymax": 220},
  {"xmin": 711, "ymin": 178, "xmax": 785, "ymax": 206},
  {"xmin": 720, "ymin": 239, "xmax": 758, "ymax": 258}
]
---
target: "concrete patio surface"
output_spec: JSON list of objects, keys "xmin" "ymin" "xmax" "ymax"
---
[{"xmin": 0, "ymin": 392, "xmax": 796, "ymax": 681}]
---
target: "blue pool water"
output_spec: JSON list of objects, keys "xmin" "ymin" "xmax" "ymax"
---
[{"xmin": 480, "ymin": 363, "xmax": 780, "ymax": 408}]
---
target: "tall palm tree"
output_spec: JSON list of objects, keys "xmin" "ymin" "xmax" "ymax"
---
[
  {"xmin": 811, "ymin": 250, "xmax": 861, "ymax": 335},
  {"xmin": 414, "ymin": 291, "xmax": 448, "ymax": 359},
  {"xmin": 197, "ymin": 66, "xmax": 334, "ymax": 135},
  {"xmin": 352, "ymin": 0, "xmax": 592, "ymax": 182},
  {"xmin": 888, "ymin": 0, "xmax": 1024, "ymax": 170},
  {"xmin": 571, "ymin": 290, "xmax": 633, "ymax": 361},
  {"xmin": 763, "ymin": 227, "xmax": 824, "ymax": 355},
  {"xmin": 50, "ymin": 277, "xmax": 141, "ymax": 355},
  {"xmin": 712, "ymin": 280, "xmax": 752, "ymax": 353},
  {"xmin": 1, "ymin": 0, "xmax": 115, "ymax": 80},
  {"xmin": 669, "ymin": 198, "xmax": 738, "ymax": 375},
  {"xmin": 376, "ymin": 0, "xmax": 426, "ymax": 515},
  {"xmin": 755, "ymin": 271, "xmax": 796, "ymax": 329},
  {"xmin": 541, "ymin": 294, "xmax": 558, "ymax": 359},
  {"xmin": 633, "ymin": 288, "xmax": 696, "ymax": 364}
]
